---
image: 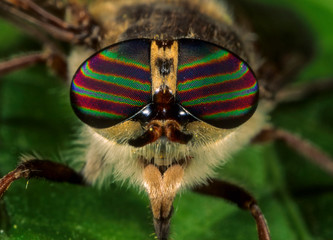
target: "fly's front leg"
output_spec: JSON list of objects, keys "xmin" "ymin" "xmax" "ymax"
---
[
  {"xmin": 0, "ymin": 158, "xmax": 84, "ymax": 199},
  {"xmin": 193, "ymin": 179, "xmax": 271, "ymax": 240}
]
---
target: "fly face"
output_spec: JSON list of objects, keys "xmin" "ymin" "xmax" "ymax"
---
[{"xmin": 70, "ymin": 37, "xmax": 260, "ymax": 184}]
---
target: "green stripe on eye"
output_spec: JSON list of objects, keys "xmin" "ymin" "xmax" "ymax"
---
[
  {"xmin": 203, "ymin": 106, "xmax": 253, "ymax": 119},
  {"xmin": 178, "ymin": 50, "xmax": 228, "ymax": 71},
  {"xmin": 83, "ymin": 62, "xmax": 151, "ymax": 91},
  {"xmin": 181, "ymin": 82, "xmax": 257, "ymax": 106},
  {"xmin": 178, "ymin": 62, "xmax": 248, "ymax": 91},
  {"xmin": 72, "ymin": 81, "xmax": 146, "ymax": 106},
  {"xmin": 75, "ymin": 106, "xmax": 125, "ymax": 119},
  {"xmin": 100, "ymin": 51, "xmax": 150, "ymax": 70}
]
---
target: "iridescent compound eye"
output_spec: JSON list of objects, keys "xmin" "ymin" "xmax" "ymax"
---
[
  {"xmin": 177, "ymin": 39, "xmax": 259, "ymax": 129},
  {"xmin": 70, "ymin": 40, "xmax": 152, "ymax": 128}
]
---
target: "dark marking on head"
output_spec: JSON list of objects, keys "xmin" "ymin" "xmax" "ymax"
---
[
  {"xmin": 128, "ymin": 120, "xmax": 192, "ymax": 147},
  {"xmin": 156, "ymin": 158, "xmax": 187, "ymax": 175},
  {"xmin": 128, "ymin": 86, "xmax": 194, "ymax": 147},
  {"xmin": 165, "ymin": 121, "xmax": 192, "ymax": 144},
  {"xmin": 153, "ymin": 86, "xmax": 174, "ymax": 104},
  {"xmin": 156, "ymin": 58, "xmax": 173, "ymax": 77},
  {"xmin": 128, "ymin": 122, "xmax": 162, "ymax": 147},
  {"xmin": 155, "ymin": 40, "xmax": 174, "ymax": 50}
]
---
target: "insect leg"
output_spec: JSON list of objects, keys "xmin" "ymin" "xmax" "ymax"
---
[
  {"xmin": 0, "ymin": 49, "xmax": 67, "ymax": 79},
  {"xmin": 253, "ymin": 127, "xmax": 333, "ymax": 177},
  {"xmin": 193, "ymin": 179, "xmax": 271, "ymax": 240},
  {"xmin": 0, "ymin": 52, "xmax": 45, "ymax": 76},
  {"xmin": 0, "ymin": 0, "xmax": 101, "ymax": 48},
  {"xmin": 0, "ymin": 159, "xmax": 84, "ymax": 199}
]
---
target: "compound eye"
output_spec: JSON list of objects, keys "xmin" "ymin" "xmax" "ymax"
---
[
  {"xmin": 177, "ymin": 39, "xmax": 259, "ymax": 129},
  {"xmin": 71, "ymin": 39, "xmax": 152, "ymax": 128}
]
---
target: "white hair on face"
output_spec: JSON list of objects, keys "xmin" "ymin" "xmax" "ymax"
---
[{"xmin": 81, "ymin": 101, "xmax": 270, "ymax": 190}]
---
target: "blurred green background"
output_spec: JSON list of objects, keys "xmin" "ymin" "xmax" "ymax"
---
[{"xmin": 0, "ymin": 0, "xmax": 332, "ymax": 240}]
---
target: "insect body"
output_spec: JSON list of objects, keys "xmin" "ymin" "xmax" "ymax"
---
[
  {"xmin": 69, "ymin": 37, "xmax": 262, "ymax": 238},
  {"xmin": 0, "ymin": 0, "xmax": 332, "ymax": 239},
  {"xmin": 66, "ymin": 2, "xmax": 267, "ymax": 237}
]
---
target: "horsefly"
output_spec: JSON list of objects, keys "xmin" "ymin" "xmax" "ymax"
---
[{"xmin": 0, "ymin": 0, "xmax": 332, "ymax": 239}]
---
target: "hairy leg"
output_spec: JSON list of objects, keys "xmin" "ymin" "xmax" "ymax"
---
[
  {"xmin": 0, "ymin": 159, "xmax": 84, "ymax": 199},
  {"xmin": 193, "ymin": 179, "xmax": 271, "ymax": 240}
]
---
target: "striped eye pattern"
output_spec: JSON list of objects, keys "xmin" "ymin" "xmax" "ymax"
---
[
  {"xmin": 177, "ymin": 39, "xmax": 259, "ymax": 128},
  {"xmin": 70, "ymin": 40, "xmax": 152, "ymax": 128},
  {"xmin": 70, "ymin": 39, "xmax": 258, "ymax": 130}
]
